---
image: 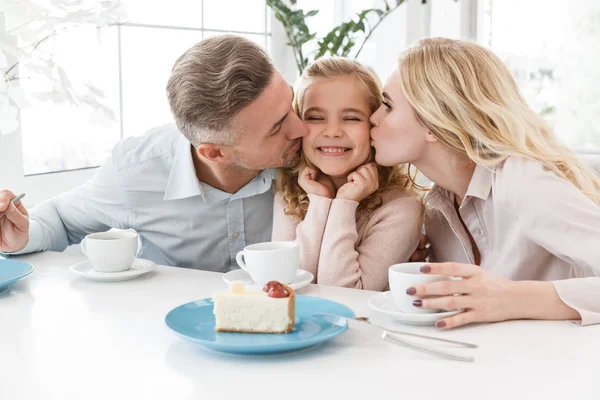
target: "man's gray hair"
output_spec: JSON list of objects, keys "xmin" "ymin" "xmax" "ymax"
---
[{"xmin": 166, "ymin": 35, "xmax": 275, "ymax": 147}]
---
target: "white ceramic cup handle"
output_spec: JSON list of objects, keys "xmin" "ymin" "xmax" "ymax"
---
[
  {"xmin": 130, "ymin": 230, "xmax": 140, "ymax": 256},
  {"xmin": 80, "ymin": 238, "xmax": 88, "ymax": 257},
  {"xmin": 236, "ymin": 251, "xmax": 248, "ymax": 271}
]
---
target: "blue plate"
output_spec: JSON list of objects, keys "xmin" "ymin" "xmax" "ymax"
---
[
  {"xmin": 0, "ymin": 259, "xmax": 34, "ymax": 293},
  {"xmin": 165, "ymin": 296, "xmax": 355, "ymax": 355}
]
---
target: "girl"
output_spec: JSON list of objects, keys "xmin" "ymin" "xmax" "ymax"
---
[
  {"xmin": 370, "ymin": 38, "xmax": 600, "ymax": 328},
  {"xmin": 272, "ymin": 57, "xmax": 423, "ymax": 291}
]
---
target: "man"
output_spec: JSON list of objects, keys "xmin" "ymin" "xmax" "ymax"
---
[{"xmin": 0, "ymin": 35, "xmax": 307, "ymax": 271}]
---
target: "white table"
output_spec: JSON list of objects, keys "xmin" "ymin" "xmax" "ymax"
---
[{"xmin": 1, "ymin": 251, "xmax": 598, "ymax": 400}]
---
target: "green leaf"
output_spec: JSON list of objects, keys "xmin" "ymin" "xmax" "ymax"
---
[
  {"xmin": 354, "ymin": 21, "xmax": 365, "ymax": 33},
  {"xmin": 341, "ymin": 40, "xmax": 355, "ymax": 57},
  {"xmin": 540, "ymin": 106, "xmax": 556, "ymax": 116}
]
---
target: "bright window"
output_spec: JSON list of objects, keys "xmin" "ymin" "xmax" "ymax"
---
[
  {"xmin": 480, "ymin": 0, "xmax": 600, "ymax": 153},
  {"xmin": 17, "ymin": 0, "xmax": 272, "ymax": 176}
]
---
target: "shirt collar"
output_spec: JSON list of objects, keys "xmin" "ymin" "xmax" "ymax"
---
[
  {"xmin": 202, "ymin": 168, "xmax": 276, "ymax": 203},
  {"xmin": 424, "ymin": 164, "xmax": 494, "ymax": 208},
  {"xmin": 231, "ymin": 168, "xmax": 277, "ymax": 200},
  {"xmin": 164, "ymin": 135, "xmax": 277, "ymax": 202},
  {"xmin": 164, "ymin": 135, "xmax": 205, "ymax": 201},
  {"xmin": 424, "ymin": 184, "xmax": 452, "ymax": 211},
  {"xmin": 465, "ymin": 164, "xmax": 494, "ymax": 201}
]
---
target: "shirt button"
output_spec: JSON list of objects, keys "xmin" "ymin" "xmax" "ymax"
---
[
  {"xmin": 474, "ymin": 229, "xmax": 483, "ymax": 235},
  {"xmin": 232, "ymin": 232, "xmax": 240, "ymax": 239}
]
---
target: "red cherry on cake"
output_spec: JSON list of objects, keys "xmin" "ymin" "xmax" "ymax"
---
[
  {"xmin": 263, "ymin": 281, "xmax": 290, "ymax": 298},
  {"xmin": 263, "ymin": 281, "xmax": 280, "ymax": 291},
  {"xmin": 268, "ymin": 286, "xmax": 289, "ymax": 298}
]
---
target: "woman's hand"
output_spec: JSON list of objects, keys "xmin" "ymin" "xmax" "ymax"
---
[
  {"xmin": 405, "ymin": 262, "xmax": 577, "ymax": 329},
  {"xmin": 298, "ymin": 166, "xmax": 336, "ymax": 199},
  {"xmin": 336, "ymin": 163, "xmax": 379, "ymax": 202}
]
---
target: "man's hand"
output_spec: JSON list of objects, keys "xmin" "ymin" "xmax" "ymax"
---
[{"xmin": 0, "ymin": 190, "xmax": 30, "ymax": 253}]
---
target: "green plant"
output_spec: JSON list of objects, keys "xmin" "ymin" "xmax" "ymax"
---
[{"xmin": 267, "ymin": 0, "xmax": 451, "ymax": 74}]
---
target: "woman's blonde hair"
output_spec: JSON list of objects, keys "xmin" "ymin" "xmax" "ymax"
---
[
  {"xmin": 278, "ymin": 57, "xmax": 418, "ymax": 220},
  {"xmin": 398, "ymin": 37, "xmax": 600, "ymax": 205}
]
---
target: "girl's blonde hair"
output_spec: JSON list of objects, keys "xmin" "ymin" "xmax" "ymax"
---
[
  {"xmin": 278, "ymin": 57, "xmax": 418, "ymax": 220},
  {"xmin": 398, "ymin": 37, "xmax": 600, "ymax": 205}
]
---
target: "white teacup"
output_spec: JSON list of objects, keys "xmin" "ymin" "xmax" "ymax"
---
[
  {"xmin": 80, "ymin": 230, "xmax": 139, "ymax": 273},
  {"xmin": 389, "ymin": 262, "xmax": 452, "ymax": 314},
  {"xmin": 235, "ymin": 241, "xmax": 299, "ymax": 285}
]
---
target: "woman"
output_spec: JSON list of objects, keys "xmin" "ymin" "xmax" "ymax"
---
[{"xmin": 370, "ymin": 37, "xmax": 600, "ymax": 329}]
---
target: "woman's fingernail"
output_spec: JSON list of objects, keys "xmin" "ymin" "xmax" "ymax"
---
[
  {"xmin": 406, "ymin": 287, "xmax": 416, "ymax": 295},
  {"xmin": 413, "ymin": 300, "xmax": 422, "ymax": 307},
  {"xmin": 436, "ymin": 321, "xmax": 446, "ymax": 328},
  {"xmin": 420, "ymin": 265, "xmax": 431, "ymax": 273}
]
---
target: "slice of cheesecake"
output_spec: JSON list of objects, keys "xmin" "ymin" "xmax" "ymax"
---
[{"xmin": 213, "ymin": 281, "xmax": 295, "ymax": 334}]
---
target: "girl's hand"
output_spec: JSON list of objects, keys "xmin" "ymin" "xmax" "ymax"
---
[
  {"xmin": 336, "ymin": 163, "xmax": 379, "ymax": 202},
  {"xmin": 298, "ymin": 166, "xmax": 336, "ymax": 199}
]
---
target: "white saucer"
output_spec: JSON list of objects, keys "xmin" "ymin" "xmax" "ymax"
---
[
  {"xmin": 70, "ymin": 258, "xmax": 157, "ymax": 282},
  {"xmin": 368, "ymin": 291, "xmax": 464, "ymax": 326},
  {"xmin": 223, "ymin": 269, "xmax": 314, "ymax": 291}
]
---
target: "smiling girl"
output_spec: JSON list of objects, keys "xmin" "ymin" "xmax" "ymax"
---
[{"xmin": 272, "ymin": 57, "xmax": 423, "ymax": 291}]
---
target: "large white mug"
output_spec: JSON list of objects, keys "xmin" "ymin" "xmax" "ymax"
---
[
  {"xmin": 388, "ymin": 262, "xmax": 452, "ymax": 314},
  {"xmin": 80, "ymin": 230, "xmax": 139, "ymax": 273},
  {"xmin": 235, "ymin": 241, "xmax": 299, "ymax": 285}
]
